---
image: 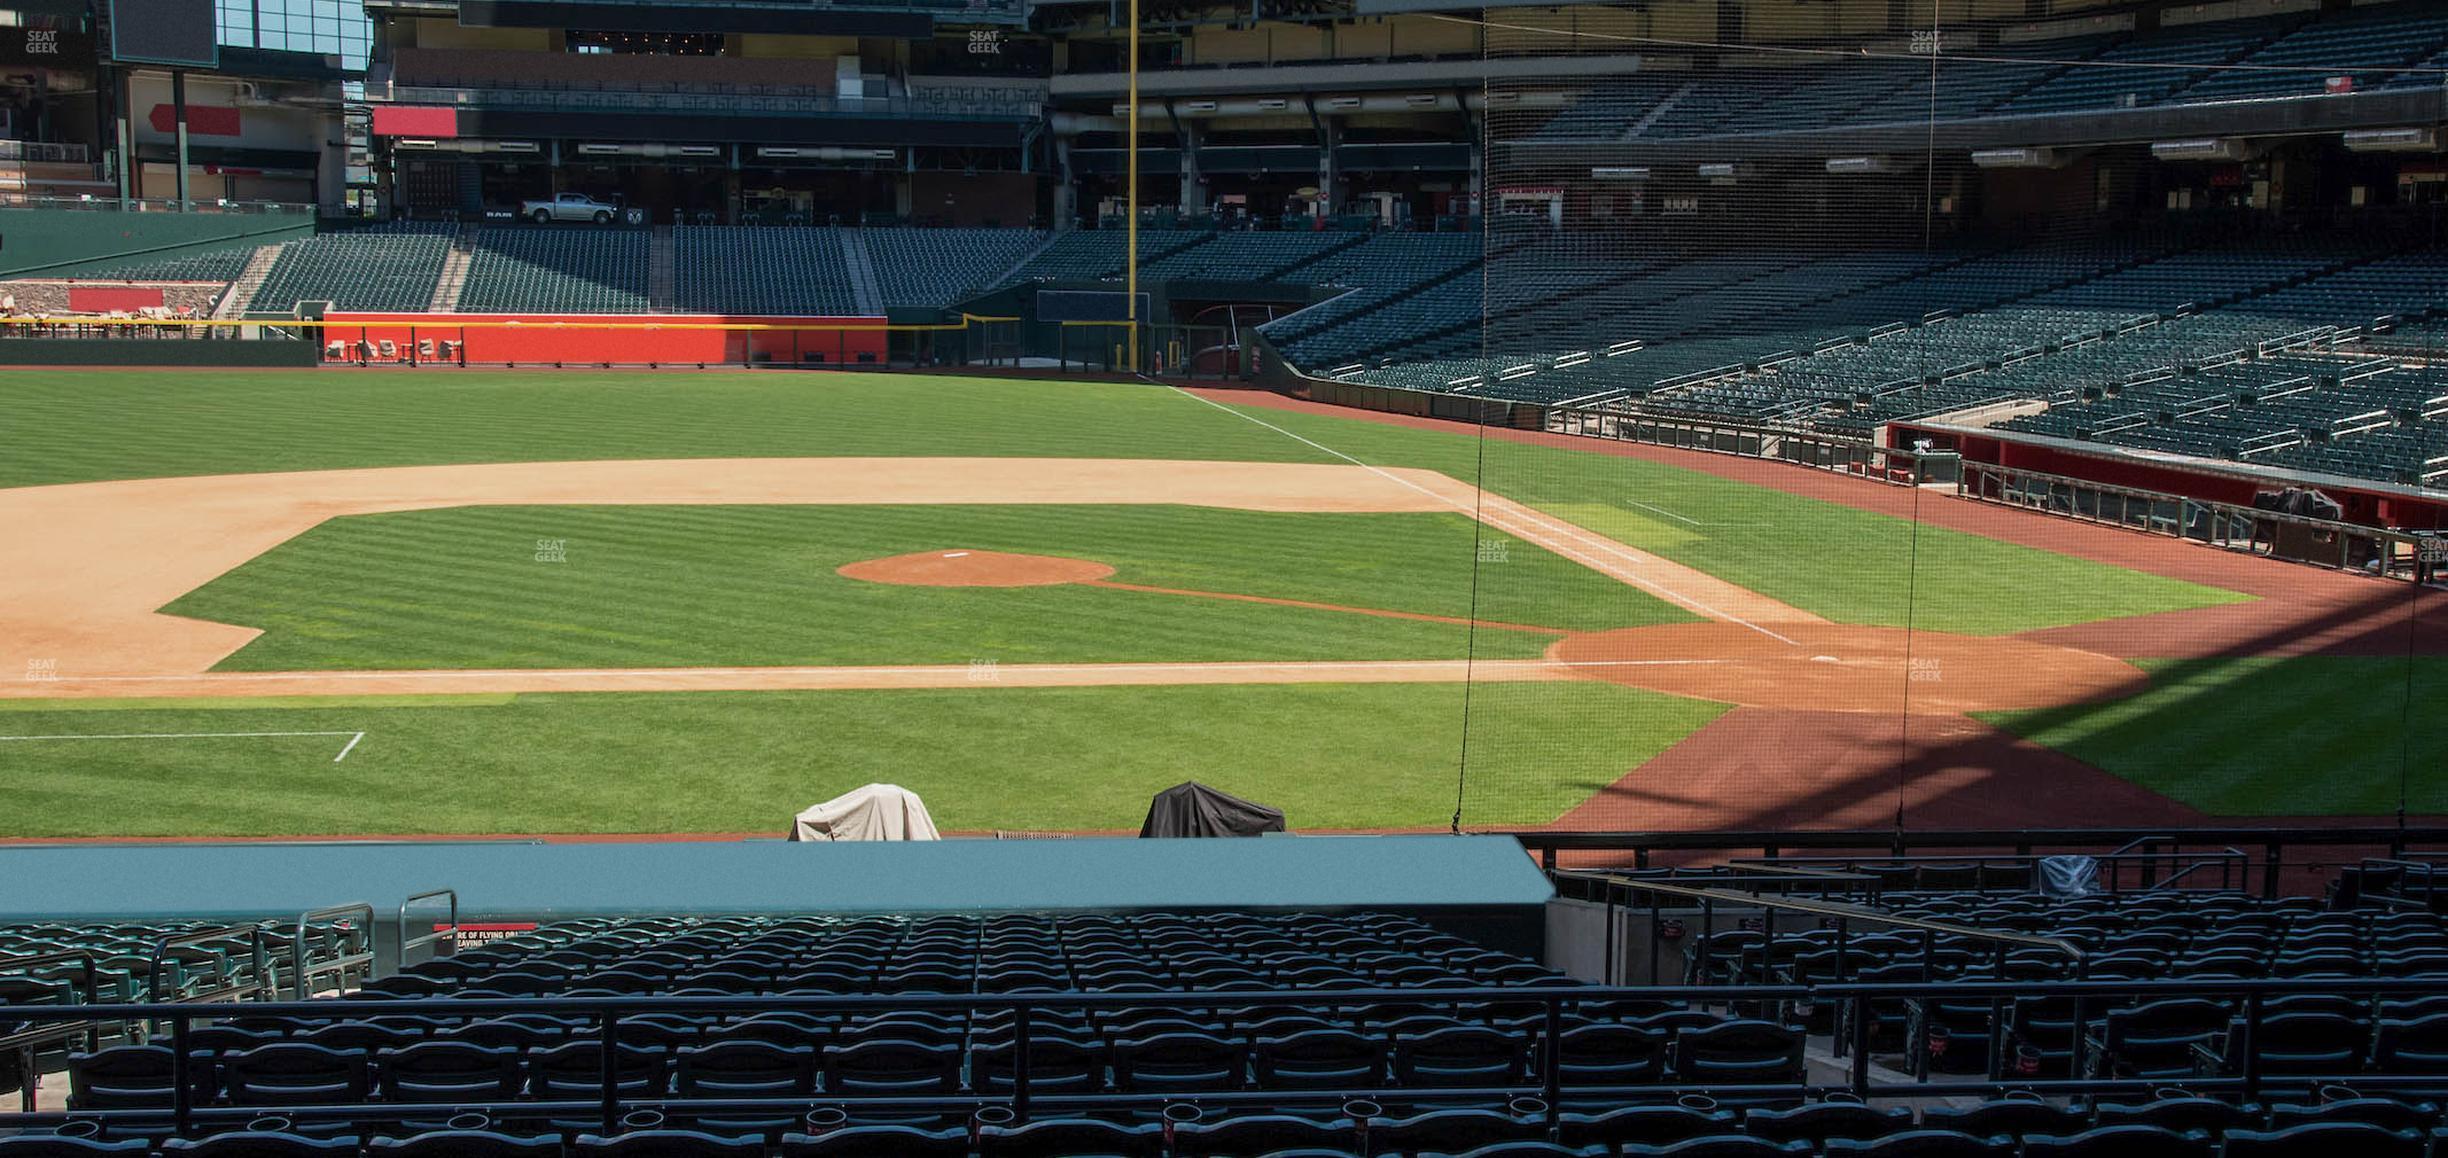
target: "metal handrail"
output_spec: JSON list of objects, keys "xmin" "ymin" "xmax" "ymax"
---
[
  {"xmin": 0, "ymin": 950, "xmax": 105, "ymax": 1111},
  {"xmin": 1510, "ymin": 826, "xmax": 2438, "ymax": 899},
  {"xmin": 1579, "ymin": 876, "xmax": 2085, "ymax": 957},
  {"xmin": 396, "ymin": 888, "xmax": 459, "ymax": 973},
  {"xmin": 2143, "ymin": 851, "xmax": 2250, "ymax": 893},
  {"xmin": 1713, "ymin": 846, "xmax": 2252, "ymax": 895},
  {"xmin": 290, "ymin": 903, "xmax": 375, "ymax": 1000},
  {"xmin": 2354, "ymin": 857, "xmax": 2445, "ymax": 909},
  {"xmin": 1557, "ymin": 873, "xmax": 2083, "ymax": 993},
  {"xmin": 145, "ymin": 924, "xmax": 272, "ymax": 1009},
  {"xmin": 4, "ymin": 975, "xmax": 2447, "ymax": 1135},
  {"xmin": 1573, "ymin": 873, "xmax": 2086, "ymax": 1081}
]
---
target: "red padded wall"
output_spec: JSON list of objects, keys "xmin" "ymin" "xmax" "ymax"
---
[{"xmin": 323, "ymin": 312, "xmax": 890, "ymax": 366}]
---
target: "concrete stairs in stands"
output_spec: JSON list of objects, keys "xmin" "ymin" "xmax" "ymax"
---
[
  {"xmin": 427, "ymin": 225, "xmax": 478, "ymax": 313},
  {"xmin": 649, "ymin": 226, "xmax": 675, "ymax": 312},
  {"xmin": 1626, "ymin": 80, "xmax": 1696, "ymax": 139},
  {"xmin": 992, "ymin": 231, "xmax": 1061, "ymax": 288},
  {"xmin": 840, "ymin": 230, "xmax": 883, "ymax": 315},
  {"xmin": 211, "ymin": 243, "xmax": 289, "ymax": 319}
]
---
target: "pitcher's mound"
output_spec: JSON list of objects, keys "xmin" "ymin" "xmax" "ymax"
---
[{"xmin": 838, "ymin": 550, "xmax": 1115, "ymax": 588}]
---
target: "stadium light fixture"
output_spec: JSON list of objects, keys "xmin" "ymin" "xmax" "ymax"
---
[
  {"xmin": 2344, "ymin": 128, "xmax": 2440, "ymax": 154},
  {"xmin": 1971, "ymin": 147, "xmax": 2068, "ymax": 169},
  {"xmin": 2150, "ymin": 138, "xmax": 2255, "ymax": 162}
]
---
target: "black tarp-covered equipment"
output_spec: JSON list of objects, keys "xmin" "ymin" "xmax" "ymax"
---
[
  {"xmin": 2252, "ymin": 486, "xmax": 2343, "ymax": 520},
  {"xmin": 1139, "ymin": 781, "xmax": 1286, "ymax": 838}
]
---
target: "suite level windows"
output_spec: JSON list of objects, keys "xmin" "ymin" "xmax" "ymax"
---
[{"xmin": 566, "ymin": 30, "xmax": 722, "ymax": 56}]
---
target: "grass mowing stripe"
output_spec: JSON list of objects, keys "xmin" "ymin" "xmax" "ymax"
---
[
  {"xmin": 10, "ymin": 372, "xmax": 2243, "ymax": 635},
  {"xmin": 0, "ymin": 682, "xmax": 1723, "ymax": 836},
  {"xmin": 168, "ymin": 504, "xmax": 1670, "ymax": 672}
]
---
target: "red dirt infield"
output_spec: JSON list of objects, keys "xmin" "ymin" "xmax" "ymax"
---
[{"xmin": 1548, "ymin": 622, "xmax": 2145, "ymax": 714}]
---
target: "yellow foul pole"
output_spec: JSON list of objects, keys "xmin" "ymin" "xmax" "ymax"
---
[{"xmin": 1125, "ymin": 0, "xmax": 1140, "ymax": 372}]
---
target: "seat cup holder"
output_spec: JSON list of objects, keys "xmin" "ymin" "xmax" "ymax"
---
[
  {"xmin": 619, "ymin": 1109, "xmax": 666, "ymax": 1132},
  {"xmin": 2149, "ymin": 1085, "xmax": 2193, "ymax": 1102},
  {"xmin": 51, "ymin": 1119, "xmax": 102, "ymax": 1139},
  {"xmin": 1157, "ymin": 1101, "xmax": 1204, "ymax": 1147},
  {"xmin": 1820, "ymin": 1091, "xmax": 1865, "ymax": 1105},
  {"xmin": 801, "ymin": 1107, "xmax": 848, "ymax": 1133},
  {"xmin": 971, "ymin": 1103, "xmax": 1017, "ymax": 1144},
  {"xmin": 245, "ymin": 1116, "xmax": 295, "ymax": 1133},
  {"xmin": 1508, "ymin": 1096, "xmax": 1548, "ymax": 1119},
  {"xmin": 1340, "ymin": 1099, "xmax": 1382, "ymax": 1121},
  {"xmin": 444, "ymin": 1112, "xmax": 493, "ymax": 1132},
  {"xmin": 1676, "ymin": 1094, "xmax": 1719, "ymax": 1113},
  {"xmin": 2317, "ymin": 1084, "xmax": 2363, "ymax": 1105}
]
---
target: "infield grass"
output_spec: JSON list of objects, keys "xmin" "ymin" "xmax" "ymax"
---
[
  {"xmin": 167, "ymin": 504, "xmax": 1688, "ymax": 669},
  {"xmin": 4, "ymin": 370, "xmax": 2249, "ymax": 636}
]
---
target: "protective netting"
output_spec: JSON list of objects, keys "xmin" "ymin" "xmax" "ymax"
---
[{"xmin": 1443, "ymin": 0, "xmax": 2448, "ymax": 833}]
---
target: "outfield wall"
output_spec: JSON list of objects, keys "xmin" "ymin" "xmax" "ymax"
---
[
  {"xmin": 323, "ymin": 312, "xmax": 891, "ymax": 367},
  {"xmin": 0, "ymin": 336, "xmax": 320, "ymax": 367}
]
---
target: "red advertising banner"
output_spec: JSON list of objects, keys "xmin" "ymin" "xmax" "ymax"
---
[
  {"xmin": 370, "ymin": 106, "xmax": 462, "ymax": 139},
  {"xmin": 67, "ymin": 286, "xmax": 166, "ymax": 312},
  {"xmin": 147, "ymin": 103, "xmax": 242, "ymax": 137}
]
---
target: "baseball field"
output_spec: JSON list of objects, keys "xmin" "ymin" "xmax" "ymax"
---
[{"xmin": 1, "ymin": 368, "xmax": 2439, "ymax": 837}]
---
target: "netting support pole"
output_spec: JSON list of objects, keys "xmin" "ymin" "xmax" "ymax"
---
[{"xmin": 1125, "ymin": 0, "xmax": 1140, "ymax": 375}]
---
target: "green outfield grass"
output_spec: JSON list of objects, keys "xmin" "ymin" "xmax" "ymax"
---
[
  {"xmin": 166, "ymin": 504, "xmax": 1687, "ymax": 670},
  {"xmin": 0, "ymin": 682, "xmax": 1724, "ymax": 836},
  {"xmin": 6, "ymin": 370, "xmax": 2248, "ymax": 635},
  {"xmin": 0, "ymin": 368, "xmax": 2335, "ymax": 834},
  {"xmin": 1981, "ymin": 656, "xmax": 2448, "ymax": 816}
]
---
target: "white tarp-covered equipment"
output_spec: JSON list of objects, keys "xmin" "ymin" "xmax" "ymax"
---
[{"xmin": 787, "ymin": 783, "xmax": 942, "ymax": 842}]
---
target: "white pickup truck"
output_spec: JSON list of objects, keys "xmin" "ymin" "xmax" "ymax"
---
[{"xmin": 519, "ymin": 192, "xmax": 620, "ymax": 224}]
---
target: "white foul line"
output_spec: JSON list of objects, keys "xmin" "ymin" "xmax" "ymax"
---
[
  {"xmin": 1624, "ymin": 498, "xmax": 1707, "ymax": 527},
  {"xmin": 17, "ymin": 659, "xmax": 1725, "ymax": 685},
  {"xmin": 1156, "ymin": 385, "xmax": 1797, "ymax": 644},
  {"xmin": 0, "ymin": 729, "xmax": 366, "ymax": 761}
]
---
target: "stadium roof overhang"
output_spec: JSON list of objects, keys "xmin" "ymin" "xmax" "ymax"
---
[
  {"xmin": 448, "ymin": 109, "xmax": 1032, "ymax": 149},
  {"xmin": 1507, "ymin": 87, "xmax": 2448, "ymax": 161},
  {"xmin": 1050, "ymin": 52, "xmax": 1645, "ymax": 100},
  {"xmin": 455, "ymin": 0, "xmax": 960, "ymax": 37}
]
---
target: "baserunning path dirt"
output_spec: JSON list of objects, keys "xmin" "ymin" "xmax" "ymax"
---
[{"xmin": 0, "ymin": 455, "xmax": 1825, "ymax": 698}]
